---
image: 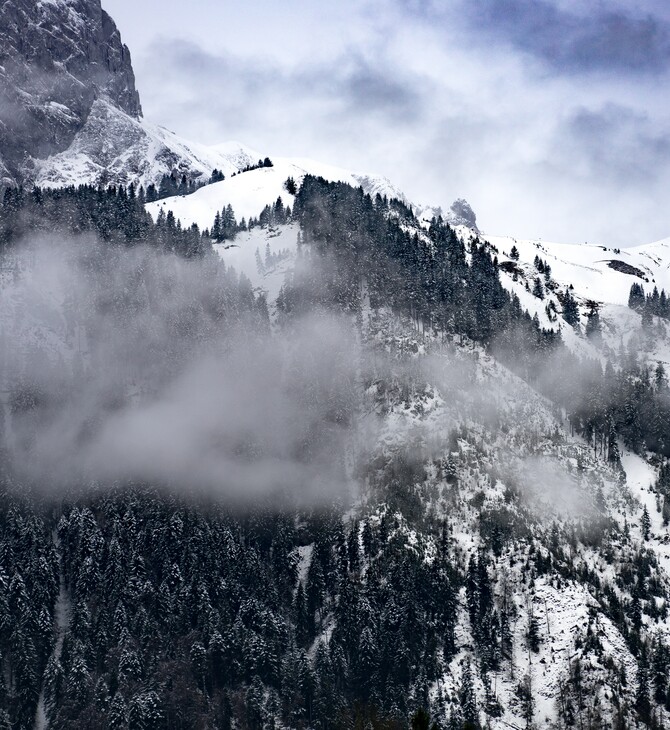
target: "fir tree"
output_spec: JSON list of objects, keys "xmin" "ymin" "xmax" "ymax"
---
[{"xmin": 642, "ymin": 505, "xmax": 651, "ymax": 541}]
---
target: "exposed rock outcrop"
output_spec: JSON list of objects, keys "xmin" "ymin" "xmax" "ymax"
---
[
  {"xmin": 448, "ymin": 198, "xmax": 478, "ymax": 230},
  {"xmin": 0, "ymin": 0, "xmax": 141, "ymax": 184}
]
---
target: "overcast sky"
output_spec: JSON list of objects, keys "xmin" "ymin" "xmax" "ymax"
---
[{"xmin": 104, "ymin": 0, "xmax": 670, "ymax": 247}]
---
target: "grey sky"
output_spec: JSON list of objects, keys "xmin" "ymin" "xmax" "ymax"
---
[{"xmin": 104, "ymin": 0, "xmax": 670, "ymax": 247}]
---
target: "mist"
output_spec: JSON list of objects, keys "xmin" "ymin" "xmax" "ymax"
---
[
  {"xmin": 0, "ymin": 227, "xmax": 624, "ymax": 517},
  {"xmin": 0, "ymin": 236, "xmax": 359, "ymax": 503}
]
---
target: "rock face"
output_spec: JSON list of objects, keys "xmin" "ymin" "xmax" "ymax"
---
[
  {"xmin": 0, "ymin": 0, "xmax": 141, "ymax": 185},
  {"xmin": 448, "ymin": 198, "xmax": 478, "ymax": 230},
  {"xmin": 413, "ymin": 199, "xmax": 480, "ymax": 232},
  {"xmin": 33, "ymin": 99, "xmax": 264, "ymax": 190}
]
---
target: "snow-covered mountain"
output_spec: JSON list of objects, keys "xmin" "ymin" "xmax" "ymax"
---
[
  {"xmin": 145, "ymin": 155, "xmax": 481, "ymax": 246},
  {"xmin": 32, "ymin": 99, "xmax": 263, "ymax": 190},
  {"xmin": 485, "ymin": 233, "xmax": 670, "ymax": 307},
  {"xmin": 462, "ymin": 230, "xmax": 670, "ymax": 370},
  {"xmin": 5, "ymin": 1, "xmax": 670, "ymax": 728},
  {"xmin": 0, "ymin": 0, "xmax": 480, "ymax": 230},
  {"xmin": 145, "ymin": 156, "xmax": 409, "ymax": 228},
  {"xmin": 0, "ymin": 0, "xmax": 270, "ymax": 190},
  {"xmin": 0, "ymin": 0, "xmax": 141, "ymax": 186}
]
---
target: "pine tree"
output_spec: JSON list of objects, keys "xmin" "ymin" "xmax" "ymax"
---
[
  {"xmin": 652, "ymin": 638, "xmax": 668, "ymax": 705},
  {"xmin": 628, "ymin": 283, "xmax": 646, "ymax": 310},
  {"xmin": 284, "ymin": 176, "xmax": 297, "ymax": 195},
  {"xmin": 347, "ymin": 523, "xmax": 361, "ymax": 575},
  {"xmin": 527, "ymin": 611, "xmax": 541, "ymax": 653},
  {"xmin": 306, "ymin": 558, "xmax": 325, "ymax": 632},
  {"xmin": 636, "ymin": 650, "xmax": 652, "ymax": 725},
  {"xmin": 585, "ymin": 308, "xmax": 602, "ymax": 341},
  {"xmin": 460, "ymin": 659, "xmax": 479, "ymax": 729},
  {"xmin": 642, "ymin": 506, "xmax": 651, "ymax": 541},
  {"xmin": 362, "ymin": 521, "xmax": 375, "ymax": 558},
  {"xmin": 212, "ymin": 211, "xmax": 222, "ymax": 241},
  {"xmin": 562, "ymin": 289, "xmax": 580, "ymax": 326},
  {"xmin": 295, "ymin": 582, "xmax": 309, "ymax": 647}
]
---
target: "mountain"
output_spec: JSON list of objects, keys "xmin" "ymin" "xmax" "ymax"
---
[
  {"xmin": 4, "ymin": 176, "xmax": 670, "ymax": 728},
  {"xmin": 0, "ymin": 0, "xmax": 266, "ymax": 190},
  {"xmin": 4, "ymin": 2, "xmax": 670, "ymax": 729},
  {"xmin": 0, "ymin": 0, "xmax": 475, "ymax": 224},
  {"xmin": 0, "ymin": 0, "xmax": 140, "ymax": 185},
  {"xmin": 146, "ymin": 155, "xmax": 411, "ymax": 228},
  {"xmin": 470, "ymin": 231, "xmax": 670, "ymax": 371},
  {"xmin": 145, "ymin": 157, "xmax": 479, "ymax": 243},
  {"xmin": 32, "ymin": 99, "xmax": 264, "ymax": 190}
]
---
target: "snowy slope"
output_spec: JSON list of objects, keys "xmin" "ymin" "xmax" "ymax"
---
[
  {"xmin": 145, "ymin": 156, "xmax": 406, "ymax": 230},
  {"xmin": 485, "ymin": 232, "xmax": 670, "ymax": 307},
  {"xmin": 214, "ymin": 224, "xmax": 300, "ymax": 306},
  {"xmin": 357, "ymin": 310, "xmax": 648, "ymax": 728},
  {"xmin": 463, "ymin": 229, "xmax": 670, "ymax": 368},
  {"xmin": 146, "ymin": 155, "xmax": 480, "ymax": 238},
  {"xmin": 33, "ymin": 99, "xmax": 263, "ymax": 190}
]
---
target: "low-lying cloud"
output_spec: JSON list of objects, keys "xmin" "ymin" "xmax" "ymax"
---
[{"xmin": 1, "ymin": 237, "xmax": 357, "ymax": 503}]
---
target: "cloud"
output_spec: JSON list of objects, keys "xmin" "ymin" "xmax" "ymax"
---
[
  {"xmin": 460, "ymin": 0, "xmax": 670, "ymax": 75},
  {"xmin": 139, "ymin": 39, "xmax": 423, "ymax": 141},
  {"xmin": 551, "ymin": 104, "xmax": 670, "ymax": 185},
  {"xmin": 104, "ymin": 0, "xmax": 670, "ymax": 247},
  {"xmin": 1, "ymin": 236, "xmax": 361, "ymax": 504}
]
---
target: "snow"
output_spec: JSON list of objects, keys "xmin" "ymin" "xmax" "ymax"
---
[
  {"xmin": 34, "ymin": 99, "xmax": 264, "ymax": 190},
  {"xmin": 145, "ymin": 156, "xmax": 406, "ymax": 231},
  {"xmin": 148, "ymin": 164, "xmax": 297, "ymax": 229},
  {"xmin": 620, "ymin": 450, "xmax": 670, "ymax": 587},
  {"xmin": 485, "ymin": 233, "xmax": 670, "ymax": 308},
  {"xmin": 214, "ymin": 224, "xmax": 300, "ymax": 305},
  {"xmin": 295, "ymin": 544, "xmax": 313, "ymax": 586},
  {"xmin": 467, "ymin": 228, "xmax": 670, "ymax": 368}
]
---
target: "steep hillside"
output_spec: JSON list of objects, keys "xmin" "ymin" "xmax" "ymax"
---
[
  {"xmin": 477, "ymin": 231, "xmax": 670, "ymax": 369},
  {"xmin": 485, "ymin": 233, "xmax": 670, "ymax": 307},
  {"xmin": 4, "ymin": 2, "xmax": 670, "ymax": 728},
  {"xmin": 0, "ymin": 0, "xmax": 274, "ymax": 191},
  {"xmin": 3, "ymin": 172, "xmax": 670, "ymax": 728}
]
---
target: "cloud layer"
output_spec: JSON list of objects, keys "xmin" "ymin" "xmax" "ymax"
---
[
  {"xmin": 1, "ymin": 238, "xmax": 358, "ymax": 503},
  {"xmin": 104, "ymin": 0, "xmax": 670, "ymax": 247}
]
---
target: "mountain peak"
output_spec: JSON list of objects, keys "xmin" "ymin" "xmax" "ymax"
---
[{"xmin": 449, "ymin": 198, "xmax": 478, "ymax": 229}]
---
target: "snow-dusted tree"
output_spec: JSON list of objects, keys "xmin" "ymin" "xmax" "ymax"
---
[
  {"xmin": 642, "ymin": 505, "xmax": 652, "ymax": 541},
  {"xmin": 459, "ymin": 659, "xmax": 479, "ymax": 729}
]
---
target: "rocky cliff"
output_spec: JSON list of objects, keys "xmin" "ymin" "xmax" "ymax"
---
[{"xmin": 0, "ymin": 0, "xmax": 141, "ymax": 185}]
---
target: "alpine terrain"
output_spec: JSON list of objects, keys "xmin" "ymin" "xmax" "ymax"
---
[{"xmin": 0, "ymin": 2, "xmax": 669, "ymax": 730}]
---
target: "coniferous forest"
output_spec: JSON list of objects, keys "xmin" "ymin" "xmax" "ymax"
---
[
  {"xmin": 2, "ymin": 176, "xmax": 670, "ymax": 729},
  {"xmin": 3, "ymin": 0, "xmax": 670, "ymax": 726}
]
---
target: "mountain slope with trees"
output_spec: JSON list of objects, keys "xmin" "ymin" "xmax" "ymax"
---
[{"xmin": 2, "ymin": 175, "xmax": 670, "ymax": 728}]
